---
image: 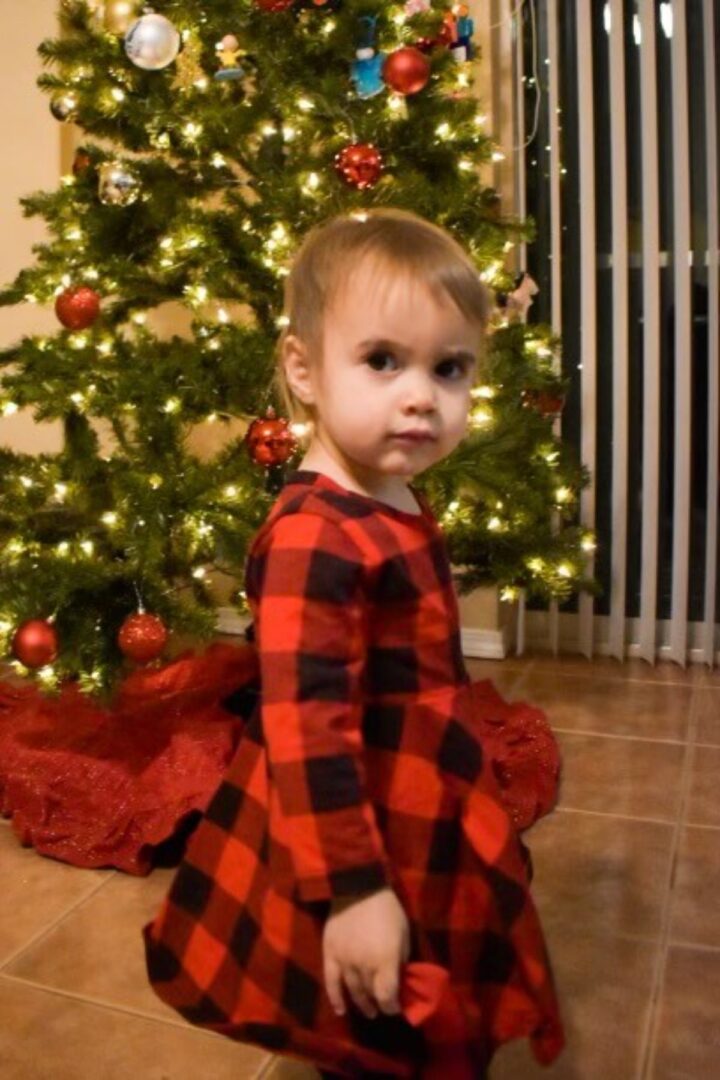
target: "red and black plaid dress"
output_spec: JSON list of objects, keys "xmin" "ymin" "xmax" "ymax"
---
[{"xmin": 144, "ymin": 470, "xmax": 564, "ymax": 1077}]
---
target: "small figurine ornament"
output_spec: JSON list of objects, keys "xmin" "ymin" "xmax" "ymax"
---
[
  {"xmin": 404, "ymin": 0, "xmax": 431, "ymax": 13},
  {"xmin": 351, "ymin": 16, "xmax": 385, "ymax": 99},
  {"xmin": 452, "ymin": 4, "xmax": 475, "ymax": 62},
  {"xmin": 214, "ymin": 34, "xmax": 246, "ymax": 81},
  {"xmin": 504, "ymin": 272, "xmax": 539, "ymax": 322}
]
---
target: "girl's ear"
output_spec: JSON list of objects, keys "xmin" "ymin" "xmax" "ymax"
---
[{"xmin": 282, "ymin": 334, "xmax": 316, "ymax": 406}]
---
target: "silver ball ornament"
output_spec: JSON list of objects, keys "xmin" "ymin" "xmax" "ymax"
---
[
  {"xmin": 50, "ymin": 94, "xmax": 78, "ymax": 123},
  {"xmin": 98, "ymin": 161, "xmax": 140, "ymax": 207},
  {"xmin": 124, "ymin": 13, "xmax": 181, "ymax": 71}
]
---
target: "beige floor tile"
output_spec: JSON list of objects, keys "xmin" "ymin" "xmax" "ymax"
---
[
  {"xmin": 0, "ymin": 827, "xmax": 109, "ymax": 968},
  {"xmin": 556, "ymin": 732, "xmax": 686, "ymax": 821},
  {"xmin": 0, "ymin": 975, "xmax": 269, "ymax": 1080},
  {"xmin": 695, "ymin": 687, "xmax": 720, "ymax": 746},
  {"xmin": 526, "ymin": 810, "xmax": 674, "ymax": 940},
  {"xmin": 510, "ymin": 673, "xmax": 692, "ymax": 741},
  {"xmin": 464, "ymin": 657, "xmax": 530, "ymax": 696},
  {"xmin": 670, "ymin": 826, "xmax": 720, "ymax": 950},
  {"xmin": 520, "ymin": 653, "xmax": 700, "ymax": 685},
  {"xmin": 6, "ymin": 864, "xmax": 183, "ymax": 1020},
  {"xmin": 263, "ymin": 1057, "xmax": 320, "ymax": 1079},
  {"xmin": 685, "ymin": 744, "xmax": 720, "ymax": 828},
  {"xmin": 492, "ymin": 933, "xmax": 657, "ymax": 1079},
  {"xmin": 650, "ymin": 946, "xmax": 720, "ymax": 1078}
]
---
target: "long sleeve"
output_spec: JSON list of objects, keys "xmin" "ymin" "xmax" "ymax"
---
[{"xmin": 247, "ymin": 510, "xmax": 390, "ymax": 903}]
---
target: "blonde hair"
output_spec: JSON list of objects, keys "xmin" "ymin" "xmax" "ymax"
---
[{"xmin": 275, "ymin": 208, "xmax": 490, "ymax": 423}]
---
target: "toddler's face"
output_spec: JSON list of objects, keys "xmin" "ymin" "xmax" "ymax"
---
[{"xmin": 300, "ymin": 263, "xmax": 481, "ymax": 486}]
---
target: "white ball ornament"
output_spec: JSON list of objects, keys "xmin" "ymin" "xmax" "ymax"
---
[{"xmin": 124, "ymin": 13, "xmax": 180, "ymax": 71}]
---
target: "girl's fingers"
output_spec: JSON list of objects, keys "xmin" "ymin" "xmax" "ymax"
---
[
  {"xmin": 372, "ymin": 966, "xmax": 401, "ymax": 1016},
  {"xmin": 343, "ymin": 966, "xmax": 378, "ymax": 1019},
  {"xmin": 323, "ymin": 955, "xmax": 346, "ymax": 1016}
]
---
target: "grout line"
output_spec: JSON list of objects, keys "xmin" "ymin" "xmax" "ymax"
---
[
  {"xmin": 0, "ymin": 971, "xmax": 237, "ymax": 1042},
  {"xmin": 665, "ymin": 938, "xmax": 720, "ymax": 954},
  {"xmin": 557, "ymin": 803, "xmax": 677, "ymax": 825},
  {"xmin": 638, "ymin": 689, "xmax": 701, "ymax": 1079},
  {"xmin": 551, "ymin": 726, "xmax": 687, "ymax": 746},
  {"xmin": 0, "ymin": 872, "xmax": 116, "ymax": 974},
  {"xmin": 508, "ymin": 666, "xmax": 706, "ymax": 689}
]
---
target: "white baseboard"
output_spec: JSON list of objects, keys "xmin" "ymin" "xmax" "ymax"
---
[
  {"xmin": 216, "ymin": 607, "xmax": 251, "ymax": 635},
  {"xmin": 460, "ymin": 626, "xmax": 513, "ymax": 660}
]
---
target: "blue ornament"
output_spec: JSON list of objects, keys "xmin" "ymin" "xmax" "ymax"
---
[
  {"xmin": 351, "ymin": 49, "xmax": 386, "ymax": 98},
  {"xmin": 350, "ymin": 15, "xmax": 385, "ymax": 99}
]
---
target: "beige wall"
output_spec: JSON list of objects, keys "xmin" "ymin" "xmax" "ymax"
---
[{"xmin": 0, "ymin": 1, "xmax": 63, "ymax": 453}]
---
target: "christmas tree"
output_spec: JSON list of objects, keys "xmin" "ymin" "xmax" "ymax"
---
[{"xmin": 0, "ymin": 0, "xmax": 593, "ymax": 694}]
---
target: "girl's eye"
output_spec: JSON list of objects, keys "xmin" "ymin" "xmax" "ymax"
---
[
  {"xmin": 435, "ymin": 357, "xmax": 470, "ymax": 380},
  {"xmin": 366, "ymin": 351, "xmax": 398, "ymax": 372}
]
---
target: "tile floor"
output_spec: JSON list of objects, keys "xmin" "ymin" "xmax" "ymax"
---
[{"xmin": 2, "ymin": 652, "xmax": 720, "ymax": 1079}]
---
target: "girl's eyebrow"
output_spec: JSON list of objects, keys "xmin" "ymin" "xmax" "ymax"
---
[{"xmin": 356, "ymin": 338, "xmax": 477, "ymax": 365}]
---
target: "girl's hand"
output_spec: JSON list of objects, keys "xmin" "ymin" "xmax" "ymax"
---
[{"xmin": 322, "ymin": 887, "xmax": 410, "ymax": 1020}]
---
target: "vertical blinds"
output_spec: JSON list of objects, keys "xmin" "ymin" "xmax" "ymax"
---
[{"xmin": 514, "ymin": 0, "xmax": 719, "ymax": 663}]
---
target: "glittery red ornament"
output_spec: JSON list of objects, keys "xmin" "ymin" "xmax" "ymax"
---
[
  {"xmin": 334, "ymin": 143, "xmax": 383, "ymax": 190},
  {"xmin": 118, "ymin": 612, "xmax": 168, "ymax": 664},
  {"xmin": 246, "ymin": 408, "xmax": 297, "ymax": 467},
  {"xmin": 12, "ymin": 619, "xmax": 59, "ymax": 669},
  {"xmin": 72, "ymin": 149, "xmax": 92, "ymax": 177},
  {"xmin": 55, "ymin": 286, "xmax": 101, "ymax": 330},
  {"xmin": 522, "ymin": 389, "xmax": 566, "ymax": 418},
  {"xmin": 254, "ymin": 0, "xmax": 295, "ymax": 10},
  {"xmin": 383, "ymin": 47, "xmax": 431, "ymax": 95}
]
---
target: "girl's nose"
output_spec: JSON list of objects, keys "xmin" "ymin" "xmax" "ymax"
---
[{"xmin": 401, "ymin": 373, "xmax": 437, "ymax": 414}]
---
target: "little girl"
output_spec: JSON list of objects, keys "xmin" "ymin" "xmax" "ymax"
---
[{"xmin": 144, "ymin": 209, "xmax": 564, "ymax": 1077}]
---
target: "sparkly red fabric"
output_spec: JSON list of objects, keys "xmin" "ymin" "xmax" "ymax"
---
[
  {"xmin": 0, "ymin": 644, "xmax": 258, "ymax": 875},
  {"xmin": 0, "ymin": 643, "xmax": 558, "ymax": 875},
  {"xmin": 467, "ymin": 678, "xmax": 561, "ymax": 833}
]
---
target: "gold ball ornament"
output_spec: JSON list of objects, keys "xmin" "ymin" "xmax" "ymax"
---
[{"xmin": 102, "ymin": 1, "xmax": 138, "ymax": 34}]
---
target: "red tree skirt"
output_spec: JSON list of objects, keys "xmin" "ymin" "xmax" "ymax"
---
[
  {"xmin": 0, "ymin": 644, "xmax": 258, "ymax": 875},
  {"xmin": 0, "ymin": 644, "xmax": 559, "ymax": 875}
]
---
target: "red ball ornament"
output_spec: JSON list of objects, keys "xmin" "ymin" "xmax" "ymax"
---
[
  {"xmin": 118, "ymin": 612, "xmax": 168, "ymax": 664},
  {"xmin": 382, "ymin": 47, "xmax": 431, "ymax": 95},
  {"xmin": 522, "ymin": 389, "xmax": 566, "ymax": 418},
  {"xmin": 254, "ymin": 0, "xmax": 295, "ymax": 9},
  {"xmin": 246, "ymin": 408, "xmax": 298, "ymax": 467},
  {"xmin": 12, "ymin": 619, "xmax": 59, "ymax": 669},
  {"xmin": 72, "ymin": 149, "xmax": 92, "ymax": 177},
  {"xmin": 55, "ymin": 286, "xmax": 101, "ymax": 331},
  {"xmin": 334, "ymin": 143, "xmax": 383, "ymax": 190}
]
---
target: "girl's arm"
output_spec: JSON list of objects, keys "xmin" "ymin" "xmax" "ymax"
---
[{"xmin": 250, "ymin": 510, "xmax": 390, "ymax": 904}]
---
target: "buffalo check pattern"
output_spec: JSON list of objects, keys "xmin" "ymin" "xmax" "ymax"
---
[{"xmin": 144, "ymin": 471, "xmax": 564, "ymax": 1077}]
